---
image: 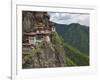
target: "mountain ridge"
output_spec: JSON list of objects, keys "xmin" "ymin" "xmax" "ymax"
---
[{"xmin": 54, "ymin": 22, "xmax": 89, "ymax": 55}]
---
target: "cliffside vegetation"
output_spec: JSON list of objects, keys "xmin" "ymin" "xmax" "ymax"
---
[
  {"xmin": 22, "ymin": 32, "xmax": 66, "ymax": 68},
  {"xmin": 22, "ymin": 11, "xmax": 89, "ymax": 68}
]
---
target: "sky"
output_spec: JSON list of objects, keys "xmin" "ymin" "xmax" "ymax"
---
[{"xmin": 48, "ymin": 12, "xmax": 90, "ymax": 26}]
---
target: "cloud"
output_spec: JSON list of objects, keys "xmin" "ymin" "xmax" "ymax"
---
[{"xmin": 48, "ymin": 12, "xmax": 89, "ymax": 26}]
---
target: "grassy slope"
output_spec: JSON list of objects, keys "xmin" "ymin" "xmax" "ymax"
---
[{"xmin": 63, "ymin": 43, "xmax": 89, "ymax": 66}]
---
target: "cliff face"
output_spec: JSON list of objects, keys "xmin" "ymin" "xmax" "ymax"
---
[
  {"xmin": 22, "ymin": 11, "xmax": 65, "ymax": 68},
  {"xmin": 22, "ymin": 11, "xmax": 50, "ymax": 32},
  {"xmin": 22, "ymin": 41, "xmax": 65, "ymax": 68}
]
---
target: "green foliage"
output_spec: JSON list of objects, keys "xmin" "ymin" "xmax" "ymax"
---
[
  {"xmin": 52, "ymin": 32, "xmax": 63, "ymax": 45},
  {"xmin": 63, "ymin": 43, "xmax": 89, "ymax": 66},
  {"xmin": 22, "ymin": 54, "xmax": 33, "ymax": 68},
  {"xmin": 54, "ymin": 23, "xmax": 89, "ymax": 55},
  {"xmin": 52, "ymin": 32, "xmax": 78, "ymax": 66},
  {"xmin": 64, "ymin": 56, "xmax": 77, "ymax": 66}
]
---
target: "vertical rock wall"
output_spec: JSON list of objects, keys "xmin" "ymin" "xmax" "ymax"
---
[{"xmin": 22, "ymin": 11, "xmax": 65, "ymax": 68}]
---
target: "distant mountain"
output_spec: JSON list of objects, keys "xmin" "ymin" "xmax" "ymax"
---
[{"xmin": 54, "ymin": 23, "xmax": 89, "ymax": 55}]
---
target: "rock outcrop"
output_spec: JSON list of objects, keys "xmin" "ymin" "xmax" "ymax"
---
[
  {"xmin": 22, "ymin": 11, "xmax": 65, "ymax": 68},
  {"xmin": 22, "ymin": 41, "xmax": 65, "ymax": 68}
]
